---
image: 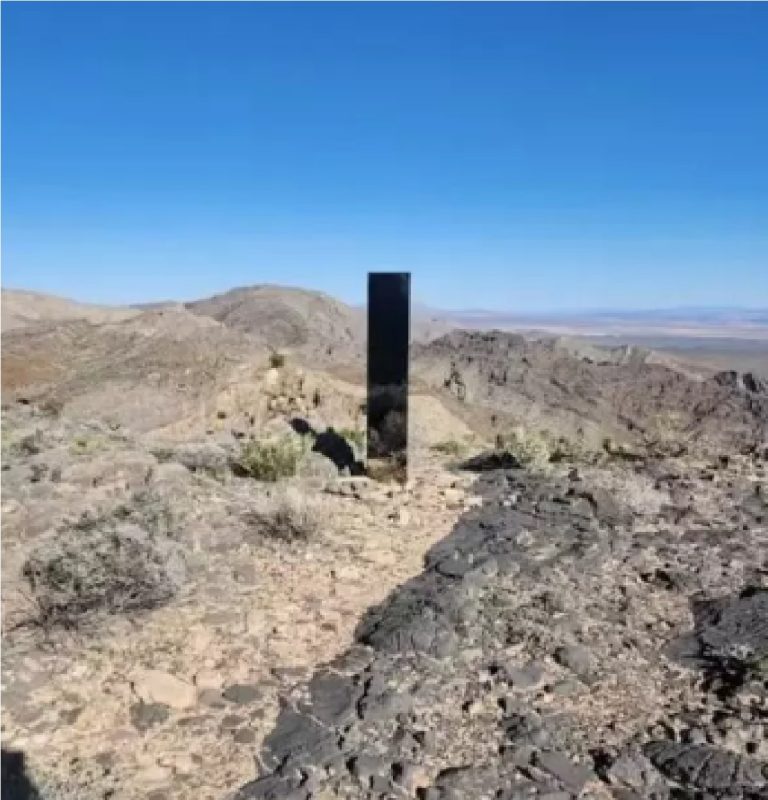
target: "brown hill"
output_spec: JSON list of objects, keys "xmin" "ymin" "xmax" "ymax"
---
[
  {"xmin": 1, "ymin": 288, "xmax": 140, "ymax": 332},
  {"xmin": 185, "ymin": 285, "xmax": 365, "ymax": 364},
  {"xmin": 1, "ymin": 307, "xmax": 266, "ymax": 433}
]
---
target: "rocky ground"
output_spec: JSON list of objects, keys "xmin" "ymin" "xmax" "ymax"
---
[
  {"xmin": 2, "ymin": 288, "xmax": 768, "ymax": 800},
  {"xmin": 1, "ymin": 401, "xmax": 477, "ymax": 800},
  {"xmin": 236, "ymin": 451, "xmax": 768, "ymax": 800}
]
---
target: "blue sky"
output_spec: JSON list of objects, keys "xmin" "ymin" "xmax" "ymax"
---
[{"xmin": 2, "ymin": 2, "xmax": 767, "ymax": 311}]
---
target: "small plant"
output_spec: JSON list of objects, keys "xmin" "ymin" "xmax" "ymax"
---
[
  {"xmin": 338, "ymin": 427, "xmax": 366, "ymax": 449},
  {"xmin": 548, "ymin": 433, "xmax": 591, "ymax": 463},
  {"xmin": 269, "ymin": 351, "xmax": 286, "ymax": 369},
  {"xmin": 244, "ymin": 487, "xmax": 322, "ymax": 542},
  {"xmin": 644, "ymin": 411, "xmax": 690, "ymax": 456},
  {"xmin": 499, "ymin": 426, "xmax": 552, "ymax": 469},
  {"xmin": 21, "ymin": 501, "xmax": 183, "ymax": 631},
  {"xmin": 149, "ymin": 445, "xmax": 175, "ymax": 463},
  {"xmin": 431, "ymin": 439, "xmax": 465, "ymax": 457},
  {"xmin": 234, "ymin": 435, "xmax": 308, "ymax": 481},
  {"xmin": 602, "ymin": 437, "xmax": 644, "ymax": 461},
  {"xmin": 69, "ymin": 435, "xmax": 107, "ymax": 456},
  {"xmin": 40, "ymin": 397, "xmax": 64, "ymax": 417}
]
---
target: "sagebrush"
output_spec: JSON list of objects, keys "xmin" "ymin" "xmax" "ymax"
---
[
  {"xmin": 21, "ymin": 498, "xmax": 183, "ymax": 630},
  {"xmin": 244, "ymin": 487, "xmax": 322, "ymax": 542},
  {"xmin": 431, "ymin": 439, "xmax": 465, "ymax": 456},
  {"xmin": 234, "ymin": 435, "xmax": 309, "ymax": 481}
]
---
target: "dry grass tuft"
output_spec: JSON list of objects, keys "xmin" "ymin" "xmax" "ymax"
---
[
  {"xmin": 243, "ymin": 486, "xmax": 323, "ymax": 542},
  {"xmin": 20, "ymin": 496, "xmax": 184, "ymax": 631}
]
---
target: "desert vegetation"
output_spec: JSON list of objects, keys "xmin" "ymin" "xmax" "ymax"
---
[
  {"xmin": 233, "ymin": 434, "xmax": 310, "ymax": 481},
  {"xmin": 19, "ymin": 495, "xmax": 183, "ymax": 632},
  {"xmin": 243, "ymin": 486, "xmax": 323, "ymax": 543}
]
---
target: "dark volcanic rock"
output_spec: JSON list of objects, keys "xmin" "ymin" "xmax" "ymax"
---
[
  {"xmin": 236, "ymin": 458, "xmax": 768, "ymax": 800},
  {"xmin": 644, "ymin": 740, "xmax": 767, "ymax": 793},
  {"xmin": 665, "ymin": 587, "xmax": 768, "ymax": 694}
]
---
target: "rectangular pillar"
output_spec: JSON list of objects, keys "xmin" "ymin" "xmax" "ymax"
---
[{"xmin": 366, "ymin": 272, "xmax": 410, "ymax": 482}]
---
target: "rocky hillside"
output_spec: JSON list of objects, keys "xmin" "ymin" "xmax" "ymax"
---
[
  {"xmin": 1, "ymin": 307, "xmax": 266, "ymax": 435},
  {"xmin": 413, "ymin": 330, "xmax": 768, "ymax": 457},
  {"xmin": 2, "ymin": 289, "xmax": 141, "ymax": 332},
  {"xmin": 185, "ymin": 285, "xmax": 365, "ymax": 366}
]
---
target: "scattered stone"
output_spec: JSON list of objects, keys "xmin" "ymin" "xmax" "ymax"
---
[
  {"xmin": 233, "ymin": 728, "xmax": 256, "ymax": 744},
  {"xmin": 553, "ymin": 644, "xmax": 594, "ymax": 679},
  {"xmin": 132, "ymin": 670, "xmax": 197, "ymax": 710},
  {"xmin": 533, "ymin": 750, "xmax": 595, "ymax": 793},
  {"xmin": 129, "ymin": 701, "xmax": 170, "ymax": 733},
  {"xmin": 223, "ymin": 684, "xmax": 260, "ymax": 705}
]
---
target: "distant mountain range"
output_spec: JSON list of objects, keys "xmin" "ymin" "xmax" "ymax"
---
[{"xmin": 3, "ymin": 286, "xmax": 768, "ymax": 343}]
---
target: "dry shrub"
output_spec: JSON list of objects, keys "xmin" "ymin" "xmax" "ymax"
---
[
  {"xmin": 644, "ymin": 411, "xmax": 691, "ymax": 456},
  {"xmin": 498, "ymin": 426, "xmax": 553, "ymax": 469},
  {"xmin": 338, "ymin": 426, "xmax": 366, "ymax": 451},
  {"xmin": 21, "ymin": 498, "xmax": 184, "ymax": 630},
  {"xmin": 244, "ymin": 487, "xmax": 322, "ymax": 542},
  {"xmin": 588, "ymin": 469, "xmax": 667, "ymax": 516},
  {"xmin": 498, "ymin": 426, "xmax": 593, "ymax": 469},
  {"xmin": 431, "ymin": 439, "xmax": 466, "ymax": 457}
]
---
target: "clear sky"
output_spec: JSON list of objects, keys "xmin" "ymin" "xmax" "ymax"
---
[{"xmin": 2, "ymin": 2, "xmax": 767, "ymax": 311}]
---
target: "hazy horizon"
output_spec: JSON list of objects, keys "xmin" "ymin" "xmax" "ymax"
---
[{"xmin": 3, "ymin": 282, "xmax": 768, "ymax": 320}]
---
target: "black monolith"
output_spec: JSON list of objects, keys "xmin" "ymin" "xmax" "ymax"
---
[{"xmin": 367, "ymin": 272, "xmax": 410, "ymax": 481}]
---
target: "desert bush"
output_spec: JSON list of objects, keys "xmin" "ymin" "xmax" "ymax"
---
[
  {"xmin": 40, "ymin": 396, "xmax": 65, "ymax": 417},
  {"xmin": 234, "ymin": 435, "xmax": 308, "ymax": 481},
  {"xmin": 496, "ymin": 427, "xmax": 594, "ymax": 468},
  {"xmin": 547, "ymin": 433, "xmax": 592, "ymax": 463},
  {"xmin": 149, "ymin": 445, "xmax": 175, "ymax": 463},
  {"xmin": 244, "ymin": 487, "xmax": 321, "ymax": 542},
  {"xmin": 172, "ymin": 442, "xmax": 230, "ymax": 479},
  {"xmin": 21, "ymin": 505, "xmax": 184, "ymax": 630},
  {"xmin": 499, "ymin": 426, "xmax": 552, "ymax": 469},
  {"xmin": 338, "ymin": 426, "xmax": 365, "ymax": 449},
  {"xmin": 69, "ymin": 434, "xmax": 108, "ymax": 456},
  {"xmin": 644, "ymin": 411, "xmax": 690, "ymax": 456},
  {"xmin": 269, "ymin": 351, "xmax": 286, "ymax": 369},
  {"xmin": 431, "ymin": 439, "xmax": 465, "ymax": 457},
  {"xmin": 602, "ymin": 436, "xmax": 645, "ymax": 461}
]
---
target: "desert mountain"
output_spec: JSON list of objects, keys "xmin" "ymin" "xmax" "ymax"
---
[
  {"xmin": 413, "ymin": 329, "xmax": 768, "ymax": 457},
  {"xmin": 185, "ymin": 285, "xmax": 366, "ymax": 364},
  {"xmin": 3, "ymin": 288, "xmax": 768, "ymax": 457},
  {"xmin": 1, "ymin": 288, "xmax": 141, "ymax": 332}
]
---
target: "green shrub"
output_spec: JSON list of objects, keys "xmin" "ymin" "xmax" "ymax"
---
[
  {"xmin": 69, "ymin": 435, "xmax": 108, "ymax": 456},
  {"xmin": 234, "ymin": 435, "xmax": 308, "ymax": 481},
  {"xmin": 338, "ymin": 427, "xmax": 366, "ymax": 449}
]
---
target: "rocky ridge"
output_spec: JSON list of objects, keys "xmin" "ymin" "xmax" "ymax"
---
[{"xmin": 413, "ymin": 330, "xmax": 768, "ymax": 456}]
